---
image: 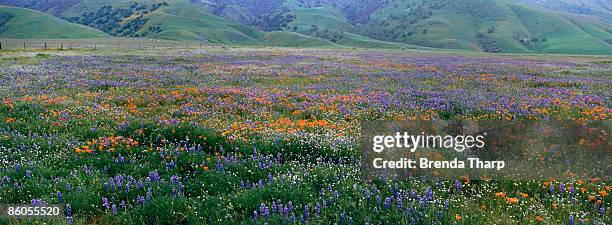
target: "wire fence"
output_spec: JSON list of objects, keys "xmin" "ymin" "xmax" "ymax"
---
[{"xmin": 0, "ymin": 39, "xmax": 314, "ymax": 51}]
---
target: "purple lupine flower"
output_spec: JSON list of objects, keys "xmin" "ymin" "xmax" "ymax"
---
[
  {"xmin": 25, "ymin": 170, "xmax": 31, "ymax": 178},
  {"xmin": 102, "ymin": 197, "xmax": 110, "ymax": 209},
  {"xmin": 137, "ymin": 195, "xmax": 145, "ymax": 206},
  {"xmin": 283, "ymin": 206, "xmax": 289, "ymax": 218},
  {"xmin": 109, "ymin": 178, "xmax": 116, "ymax": 191},
  {"xmin": 149, "ymin": 171, "xmax": 160, "ymax": 182},
  {"xmin": 384, "ymin": 197, "xmax": 391, "ymax": 210},
  {"xmin": 170, "ymin": 175, "xmax": 179, "ymax": 184},
  {"xmin": 67, "ymin": 216, "xmax": 74, "ymax": 224},
  {"xmin": 304, "ymin": 205, "xmax": 309, "ymax": 220},
  {"xmin": 549, "ymin": 184, "xmax": 555, "ymax": 194},
  {"xmin": 111, "ymin": 204, "xmax": 117, "ymax": 215},
  {"xmin": 569, "ymin": 215, "xmax": 574, "ymax": 225},
  {"xmin": 315, "ymin": 202, "xmax": 321, "ymax": 217},
  {"xmin": 397, "ymin": 196, "xmax": 403, "ymax": 209},
  {"xmin": 455, "ymin": 180, "xmax": 461, "ymax": 192},
  {"xmin": 66, "ymin": 204, "xmax": 72, "ymax": 216},
  {"xmin": 253, "ymin": 211, "xmax": 259, "ymax": 220},
  {"xmin": 260, "ymin": 203, "xmax": 269, "ymax": 219},
  {"xmin": 146, "ymin": 188, "xmax": 152, "ymax": 200},
  {"xmin": 340, "ymin": 211, "xmax": 345, "ymax": 224},
  {"xmin": 287, "ymin": 201, "xmax": 293, "ymax": 212},
  {"xmin": 57, "ymin": 191, "xmax": 63, "ymax": 203},
  {"xmin": 376, "ymin": 195, "xmax": 381, "ymax": 206},
  {"xmin": 559, "ymin": 183, "xmax": 565, "ymax": 194}
]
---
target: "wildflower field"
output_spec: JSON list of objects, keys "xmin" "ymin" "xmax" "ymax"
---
[{"xmin": 0, "ymin": 47, "xmax": 610, "ymax": 224}]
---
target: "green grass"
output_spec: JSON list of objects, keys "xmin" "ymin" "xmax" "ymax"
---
[
  {"xmin": 260, "ymin": 31, "xmax": 337, "ymax": 47},
  {"xmin": 335, "ymin": 32, "xmax": 433, "ymax": 50},
  {"xmin": 507, "ymin": 3, "xmax": 612, "ymax": 55},
  {"xmin": 286, "ymin": 7, "xmax": 353, "ymax": 33},
  {"xmin": 0, "ymin": 6, "xmax": 109, "ymax": 39},
  {"xmin": 358, "ymin": 0, "xmax": 612, "ymax": 54},
  {"xmin": 1, "ymin": 0, "xmax": 610, "ymax": 54}
]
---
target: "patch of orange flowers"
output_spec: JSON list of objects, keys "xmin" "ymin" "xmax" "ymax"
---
[
  {"xmin": 76, "ymin": 135, "xmax": 138, "ymax": 154},
  {"xmin": 506, "ymin": 197, "xmax": 519, "ymax": 204}
]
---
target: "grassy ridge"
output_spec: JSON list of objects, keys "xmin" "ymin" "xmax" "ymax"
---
[
  {"xmin": 0, "ymin": 6, "xmax": 109, "ymax": 39},
  {"xmin": 0, "ymin": 0, "xmax": 610, "ymax": 54},
  {"xmin": 359, "ymin": 0, "xmax": 612, "ymax": 54}
]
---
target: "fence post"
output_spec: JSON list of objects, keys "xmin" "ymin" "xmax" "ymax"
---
[
  {"xmin": 69, "ymin": 42, "xmax": 72, "ymax": 49},
  {"xmin": 44, "ymin": 42, "xmax": 47, "ymax": 49},
  {"xmin": 23, "ymin": 41, "xmax": 26, "ymax": 49},
  {"xmin": 60, "ymin": 43, "xmax": 63, "ymax": 50},
  {"xmin": 94, "ymin": 43, "xmax": 97, "ymax": 50},
  {"xmin": 0, "ymin": 41, "xmax": 2, "ymax": 50}
]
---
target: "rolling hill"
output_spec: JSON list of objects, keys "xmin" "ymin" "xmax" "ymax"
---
[
  {"xmin": 356, "ymin": 0, "xmax": 612, "ymax": 54},
  {"xmin": 0, "ymin": 0, "xmax": 610, "ymax": 54},
  {"xmin": 0, "ymin": 0, "xmax": 334, "ymax": 47},
  {"xmin": 0, "ymin": 5, "xmax": 109, "ymax": 39},
  {"xmin": 201, "ymin": 0, "xmax": 612, "ymax": 54}
]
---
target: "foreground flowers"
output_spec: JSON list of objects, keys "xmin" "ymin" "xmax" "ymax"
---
[{"xmin": 0, "ymin": 48, "xmax": 609, "ymax": 224}]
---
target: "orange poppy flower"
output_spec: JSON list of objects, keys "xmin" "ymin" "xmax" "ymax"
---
[
  {"xmin": 535, "ymin": 216, "xmax": 543, "ymax": 222},
  {"xmin": 455, "ymin": 214, "xmax": 462, "ymax": 221},
  {"xmin": 600, "ymin": 190, "xmax": 607, "ymax": 197},
  {"xmin": 506, "ymin": 197, "xmax": 519, "ymax": 204}
]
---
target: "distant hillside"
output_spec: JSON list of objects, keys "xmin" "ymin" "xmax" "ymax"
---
[
  {"xmin": 520, "ymin": 0, "xmax": 611, "ymax": 22},
  {"xmin": 0, "ymin": 6, "xmax": 108, "ymax": 39},
  {"xmin": 1, "ymin": 0, "xmax": 610, "ymax": 54},
  {"xmin": 0, "ymin": 0, "xmax": 334, "ymax": 46},
  {"xmin": 199, "ymin": 0, "xmax": 612, "ymax": 54},
  {"xmin": 356, "ymin": 0, "xmax": 612, "ymax": 54}
]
